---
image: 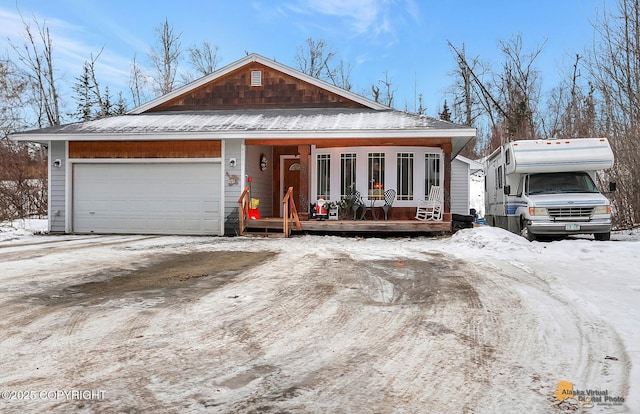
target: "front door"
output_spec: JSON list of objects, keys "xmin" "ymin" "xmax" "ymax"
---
[{"xmin": 282, "ymin": 157, "xmax": 302, "ymax": 217}]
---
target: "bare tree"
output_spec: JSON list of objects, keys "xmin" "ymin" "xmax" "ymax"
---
[
  {"xmin": 129, "ymin": 53, "xmax": 150, "ymax": 107},
  {"xmin": 370, "ymin": 71, "xmax": 396, "ymax": 107},
  {"xmin": 585, "ymin": 0, "xmax": 640, "ymax": 227},
  {"xmin": 447, "ymin": 42, "xmax": 483, "ymax": 127},
  {"xmin": 448, "ymin": 36, "xmax": 543, "ymax": 154},
  {"xmin": 544, "ymin": 54, "xmax": 597, "ymax": 138},
  {"xmin": 371, "ymin": 84, "xmax": 381, "ymax": 103},
  {"xmin": 10, "ymin": 15, "xmax": 62, "ymax": 127},
  {"xmin": 0, "ymin": 58, "xmax": 29, "ymax": 138},
  {"xmin": 188, "ymin": 41, "xmax": 221, "ymax": 76},
  {"xmin": 148, "ymin": 18, "xmax": 183, "ymax": 95},
  {"xmin": 448, "ymin": 41, "xmax": 507, "ymax": 152},
  {"xmin": 327, "ymin": 58, "xmax": 353, "ymax": 90},
  {"xmin": 295, "ymin": 38, "xmax": 335, "ymax": 80},
  {"xmin": 497, "ymin": 35, "xmax": 544, "ymax": 141},
  {"xmin": 0, "ymin": 60, "xmax": 47, "ymax": 219},
  {"xmin": 0, "ymin": 141, "xmax": 47, "ymax": 220},
  {"xmin": 294, "ymin": 38, "xmax": 354, "ymax": 91}
]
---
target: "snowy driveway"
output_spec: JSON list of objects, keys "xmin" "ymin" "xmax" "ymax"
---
[{"xmin": 0, "ymin": 227, "xmax": 638, "ymax": 413}]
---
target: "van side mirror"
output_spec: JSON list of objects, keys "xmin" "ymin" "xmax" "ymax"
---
[
  {"xmin": 503, "ymin": 185, "xmax": 511, "ymax": 195},
  {"xmin": 609, "ymin": 181, "xmax": 617, "ymax": 192}
]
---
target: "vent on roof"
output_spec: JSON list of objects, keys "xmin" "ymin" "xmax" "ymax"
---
[{"xmin": 250, "ymin": 70, "xmax": 262, "ymax": 86}]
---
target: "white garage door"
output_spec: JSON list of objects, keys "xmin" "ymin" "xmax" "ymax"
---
[{"xmin": 73, "ymin": 163, "xmax": 222, "ymax": 235}]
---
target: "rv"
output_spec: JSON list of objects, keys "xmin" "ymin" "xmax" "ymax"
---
[{"xmin": 485, "ymin": 138, "xmax": 615, "ymax": 241}]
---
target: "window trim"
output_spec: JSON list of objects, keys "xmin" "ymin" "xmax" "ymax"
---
[
  {"xmin": 310, "ymin": 146, "xmax": 444, "ymax": 206},
  {"xmin": 250, "ymin": 70, "xmax": 262, "ymax": 87},
  {"xmin": 396, "ymin": 152, "xmax": 414, "ymax": 201}
]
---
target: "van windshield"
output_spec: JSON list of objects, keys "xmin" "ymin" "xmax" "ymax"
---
[{"xmin": 528, "ymin": 172, "xmax": 599, "ymax": 195}]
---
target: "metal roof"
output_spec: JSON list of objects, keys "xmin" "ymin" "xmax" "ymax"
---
[{"xmin": 11, "ymin": 108, "xmax": 476, "ymax": 155}]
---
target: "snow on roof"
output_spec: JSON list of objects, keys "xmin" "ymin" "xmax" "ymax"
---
[
  {"xmin": 11, "ymin": 108, "xmax": 476, "ymax": 155},
  {"xmin": 14, "ymin": 108, "xmax": 470, "ymax": 136},
  {"xmin": 454, "ymin": 155, "xmax": 483, "ymax": 172}
]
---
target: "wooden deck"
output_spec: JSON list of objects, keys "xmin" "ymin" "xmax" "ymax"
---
[{"xmin": 245, "ymin": 217, "xmax": 451, "ymax": 236}]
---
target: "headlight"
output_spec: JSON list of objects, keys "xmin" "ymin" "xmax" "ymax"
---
[
  {"xmin": 528, "ymin": 207, "xmax": 548, "ymax": 216},
  {"xmin": 593, "ymin": 205, "xmax": 611, "ymax": 215}
]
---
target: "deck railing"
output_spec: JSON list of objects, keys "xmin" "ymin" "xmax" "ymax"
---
[
  {"xmin": 237, "ymin": 186, "xmax": 250, "ymax": 236},
  {"xmin": 282, "ymin": 186, "xmax": 302, "ymax": 237}
]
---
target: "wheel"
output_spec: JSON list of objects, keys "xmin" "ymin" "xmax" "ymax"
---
[
  {"xmin": 520, "ymin": 218, "xmax": 536, "ymax": 241},
  {"xmin": 594, "ymin": 232, "xmax": 610, "ymax": 241}
]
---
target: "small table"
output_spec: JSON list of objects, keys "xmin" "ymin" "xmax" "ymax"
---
[{"xmin": 364, "ymin": 199, "xmax": 380, "ymax": 220}]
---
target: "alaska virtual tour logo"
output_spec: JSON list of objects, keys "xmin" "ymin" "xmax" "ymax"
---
[{"xmin": 554, "ymin": 380, "xmax": 625, "ymax": 408}]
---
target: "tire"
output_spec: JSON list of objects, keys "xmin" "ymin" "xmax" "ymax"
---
[
  {"xmin": 520, "ymin": 218, "xmax": 536, "ymax": 242},
  {"xmin": 594, "ymin": 232, "xmax": 610, "ymax": 241}
]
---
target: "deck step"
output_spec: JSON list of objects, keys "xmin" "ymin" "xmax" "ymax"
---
[{"xmin": 244, "ymin": 232, "xmax": 287, "ymax": 238}]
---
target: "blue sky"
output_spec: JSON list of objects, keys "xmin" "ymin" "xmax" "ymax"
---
[{"xmin": 0, "ymin": 0, "xmax": 605, "ymax": 118}]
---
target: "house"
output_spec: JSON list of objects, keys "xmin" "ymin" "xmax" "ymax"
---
[{"xmin": 10, "ymin": 53, "xmax": 476, "ymax": 236}]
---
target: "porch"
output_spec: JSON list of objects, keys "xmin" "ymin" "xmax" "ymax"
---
[
  {"xmin": 244, "ymin": 217, "xmax": 451, "ymax": 237},
  {"xmin": 239, "ymin": 185, "xmax": 451, "ymax": 237}
]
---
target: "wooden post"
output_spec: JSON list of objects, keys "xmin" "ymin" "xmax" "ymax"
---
[
  {"xmin": 442, "ymin": 141, "xmax": 452, "ymax": 222},
  {"xmin": 297, "ymin": 144, "xmax": 310, "ymax": 220}
]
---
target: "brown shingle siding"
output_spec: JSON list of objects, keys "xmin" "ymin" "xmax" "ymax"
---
[{"xmin": 148, "ymin": 63, "xmax": 366, "ymax": 112}]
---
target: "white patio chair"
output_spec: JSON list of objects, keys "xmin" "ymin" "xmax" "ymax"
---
[{"xmin": 415, "ymin": 185, "xmax": 443, "ymax": 221}]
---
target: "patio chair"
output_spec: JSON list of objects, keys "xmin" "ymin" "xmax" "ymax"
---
[
  {"xmin": 381, "ymin": 189, "xmax": 396, "ymax": 220},
  {"xmin": 415, "ymin": 185, "xmax": 443, "ymax": 221},
  {"xmin": 347, "ymin": 191, "xmax": 365, "ymax": 220}
]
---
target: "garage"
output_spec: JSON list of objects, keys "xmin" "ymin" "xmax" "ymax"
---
[{"xmin": 73, "ymin": 163, "xmax": 222, "ymax": 235}]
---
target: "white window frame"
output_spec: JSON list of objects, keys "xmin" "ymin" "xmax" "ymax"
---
[
  {"xmin": 316, "ymin": 153, "xmax": 331, "ymax": 200},
  {"xmin": 396, "ymin": 152, "xmax": 414, "ymax": 201},
  {"xmin": 340, "ymin": 153, "xmax": 357, "ymax": 197},
  {"xmin": 250, "ymin": 70, "xmax": 262, "ymax": 86},
  {"xmin": 309, "ymin": 146, "xmax": 443, "ymax": 206}
]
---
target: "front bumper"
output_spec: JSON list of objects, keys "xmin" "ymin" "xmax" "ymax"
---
[{"xmin": 528, "ymin": 219, "xmax": 611, "ymax": 235}]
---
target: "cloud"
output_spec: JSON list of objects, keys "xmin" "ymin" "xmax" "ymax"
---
[
  {"xmin": 0, "ymin": 6, "xmax": 133, "ymax": 91},
  {"xmin": 301, "ymin": 0, "xmax": 384, "ymax": 35},
  {"xmin": 288, "ymin": 0, "xmax": 421, "ymax": 43}
]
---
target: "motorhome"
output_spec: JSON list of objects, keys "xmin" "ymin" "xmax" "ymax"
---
[{"xmin": 485, "ymin": 138, "xmax": 615, "ymax": 241}]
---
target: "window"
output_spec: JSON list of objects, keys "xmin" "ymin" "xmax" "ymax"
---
[
  {"xmin": 250, "ymin": 70, "xmax": 262, "ymax": 86},
  {"xmin": 341, "ymin": 153, "xmax": 357, "ymax": 197},
  {"xmin": 397, "ymin": 153, "xmax": 413, "ymax": 200},
  {"xmin": 424, "ymin": 153, "xmax": 441, "ymax": 197},
  {"xmin": 368, "ymin": 153, "xmax": 385, "ymax": 199},
  {"xmin": 528, "ymin": 172, "xmax": 599, "ymax": 195},
  {"xmin": 316, "ymin": 154, "xmax": 331, "ymax": 199},
  {"xmin": 497, "ymin": 166, "xmax": 503, "ymax": 189}
]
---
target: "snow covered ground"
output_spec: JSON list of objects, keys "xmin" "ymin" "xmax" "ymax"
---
[{"xmin": 0, "ymin": 219, "xmax": 638, "ymax": 413}]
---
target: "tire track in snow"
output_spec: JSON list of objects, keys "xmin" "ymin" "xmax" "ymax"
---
[
  {"xmin": 469, "ymin": 259, "xmax": 630, "ymax": 412},
  {"xmin": 0, "ymin": 235, "xmax": 158, "ymax": 262}
]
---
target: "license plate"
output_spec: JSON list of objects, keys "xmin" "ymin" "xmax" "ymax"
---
[{"xmin": 565, "ymin": 223, "xmax": 580, "ymax": 231}]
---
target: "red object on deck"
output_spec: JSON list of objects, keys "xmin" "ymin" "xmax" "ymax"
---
[{"xmin": 249, "ymin": 208, "xmax": 260, "ymax": 220}]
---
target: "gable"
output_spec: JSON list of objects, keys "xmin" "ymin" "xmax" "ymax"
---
[{"xmin": 146, "ymin": 62, "xmax": 368, "ymax": 112}]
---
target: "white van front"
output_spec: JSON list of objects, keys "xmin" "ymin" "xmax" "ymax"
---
[{"xmin": 518, "ymin": 171, "xmax": 612, "ymax": 240}]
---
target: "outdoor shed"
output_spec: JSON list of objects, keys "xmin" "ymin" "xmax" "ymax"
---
[{"xmin": 451, "ymin": 155, "xmax": 483, "ymax": 216}]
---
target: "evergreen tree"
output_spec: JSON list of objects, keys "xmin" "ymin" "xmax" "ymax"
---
[
  {"xmin": 72, "ymin": 63, "xmax": 96, "ymax": 121},
  {"xmin": 439, "ymin": 100, "xmax": 452, "ymax": 121},
  {"xmin": 99, "ymin": 86, "xmax": 113, "ymax": 118},
  {"xmin": 114, "ymin": 91, "xmax": 127, "ymax": 115}
]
